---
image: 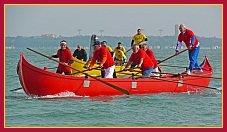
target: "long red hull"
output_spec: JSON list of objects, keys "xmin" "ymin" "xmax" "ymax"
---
[{"xmin": 17, "ymin": 52, "xmax": 213, "ymax": 97}]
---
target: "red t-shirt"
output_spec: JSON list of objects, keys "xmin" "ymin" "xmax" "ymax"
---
[
  {"xmin": 178, "ymin": 29, "xmax": 199, "ymax": 48},
  {"xmin": 129, "ymin": 49, "xmax": 153, "ymax": 70},
  {"xmin": 90, "ymin": 46, "xmax": 115, "ymax": 69},
  {"xmin": 145, "ymin": 48, "xmax": 157, "ymax": 68},
  {"xmin": 56, "ymin": 48, "xmax": 73, "ymax": 72}
]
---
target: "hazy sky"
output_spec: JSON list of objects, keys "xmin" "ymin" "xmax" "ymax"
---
[{"xmin": 5, "ymin": 5, "xmax": 222, "ymax": 38}]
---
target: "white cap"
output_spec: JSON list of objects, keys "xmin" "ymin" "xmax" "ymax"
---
[{"xmin": 60, "ymin": 40, "xmax": 67, "ymax": 44}]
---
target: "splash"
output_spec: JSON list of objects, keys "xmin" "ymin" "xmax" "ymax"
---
[{"xmin": 25, "ymin": 91, "xmax": 87, "ymax": 100}]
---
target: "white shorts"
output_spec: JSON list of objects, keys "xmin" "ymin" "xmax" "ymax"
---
[
  {"xmin": 104, "ymin": 65, "xmax": 115, "ymax": 78},
  {"xmin": 152, "ymin": 67, "xmax": 160, "ymax": 76}
]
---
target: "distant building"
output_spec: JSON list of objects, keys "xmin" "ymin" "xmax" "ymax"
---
[
  {"xmin": 41, "ymin": 34, "xmax": 58, "ymax": 38},
  {"xmin": 175, "ymin": 24, "xmax": 179, "ymax": 36}
]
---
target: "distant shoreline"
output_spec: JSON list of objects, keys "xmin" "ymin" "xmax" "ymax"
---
[{"xmin": 5, "ymin": 35, "xmax": 222, "ymax": 49}]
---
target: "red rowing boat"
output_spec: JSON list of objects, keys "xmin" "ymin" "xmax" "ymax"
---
[{"xmin": 17, "ymin": 52, "xmax": 213, "ymax": 97}]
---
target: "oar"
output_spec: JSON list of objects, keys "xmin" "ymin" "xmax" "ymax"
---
[
  {"xmin": 158, "ymin": 49, "xmax": 188, "ymax": 64},
  {"xmin": 125, "ymin": 41, "xmax": 143, "ymax": 54},
  {"xmin": 10, "ymin": 87, "xmax": 23, "ymax": 92},
  {"xmin": 115, "ymin": 69, "xmax": 142, "ymax": 78},
  {"xmin": 149, "ymin": 76, "xmax": 221, "ymax": 91},
  {"xmin": 72, "ymin": 67, "xmax": 100, "ymax": 75},
  {"xmin": 153, "ymin": 71, "xmax": 222, "ymax": 80},
  {"xmin": 27, "ymin": 48, "xmax": 129, "ymax": 95},
  {"xmin": 114, "ymin": 72, "xmax": 220, "ymax": 91},
  {"xmin": 125, "ymin": 48, "xmax": 132, "ymax": 54},
  {"xmin": 73, "ymin": 59, "xmax": 86, "ymax": 65},
  {"xmin": 134, "ymin": 69, "xmax": 222, "ymax": 80},
  {"xmin": 182, "ymin": 73, "xmax": 222, "ymax": 79},
  {"xmin": 132, "ymin": 74, "xmax": 221, "ymax": 91},
  {"xmin": 159, "ymin": 64, "xmax": 188, "ymax": 69},
  {"xmin": 46, "ymin": 67, "xmax": 58, "ymax": 69},
  {"xmin": 115, "ymin": 67, "xmax": 141, "ymax": 74},
  {"xmin": 119, "ymin": 70, "xmax": 221, "ymax": 90}
]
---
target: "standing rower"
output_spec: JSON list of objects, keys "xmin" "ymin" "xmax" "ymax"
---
[{"xmin": 175, "ymin": 24, "xmax": 202, "ymax": 75}]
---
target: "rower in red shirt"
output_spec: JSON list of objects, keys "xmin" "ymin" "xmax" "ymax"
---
[
  {"xmin": 141, "ymin": 43, "xmax": 162, "ymax": 76},
  {"xmin": 175, "ymin": 24, "xmax": 202, "ymax": 75},
  {"xmin": 124, "ymin": 44, "xmax": 154, "ymax": 77},
  {"xmin": 50, "ymin": 40, "xmax": 74, "ymax": 75},
  {"xmin": 88, "ymin": 41, "xmax": 115, "ymax": 78}
]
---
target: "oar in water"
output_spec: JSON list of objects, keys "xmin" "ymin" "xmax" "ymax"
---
[
  {"xmin": 26, "ymin": 48, "xmax": 130, "ymax": 95},
  {"xmin": 10, "ymin": 87, "xmax": 23, "ymax": 92},
  {"xmin": 45, "ymin": 66, "xmax": 58, "ymax": 69},
  {"xmin": 158, "ymin": 49, "xmax": 188, "ymax": 64}
]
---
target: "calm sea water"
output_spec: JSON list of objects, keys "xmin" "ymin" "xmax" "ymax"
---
[{"xmin": 5, "ymin": 47, "xmax": 222, "ymax": 127}]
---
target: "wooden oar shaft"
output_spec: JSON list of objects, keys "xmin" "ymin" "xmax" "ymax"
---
[
  {"xmin": 159, "ymin": 64, "xmax": 187, "ymax": 69},
  {"xmin": 153, "ymin": 71, "xmax": 222, "ymax": 79},
  {"xmin": 73, "ymin": 59, "xmax": 86, "ymax": 65},
  {"xmin": 125, "ymin": 48, "xmax": 131, "ymax": 54},
  {"xmin": 125, "ymin": 41, "xmax": 143, "ymax": 54},
  {"xmin": 46, "ymin": 67, "xmax": 58, "ymax": 69},
  {"xmin": 186, "ymin": 74, "xmax": 222, "ymax": 79},
  {"xmin": 115, "ymin": 68, "xmax": 141, "ymax": 74},
  {"xmin": 149, "ymin": 76, "xmax": 220, "ymax": 91},
  {"xmin": 135, "ymin": 75, "xmax": 220, "ymax": 91},
  {"xmin": 158, "ymin": 49, "xmax": 188, "ymax": 64},
  {"xmin": 27, "ymin": 48, "xmax": 61, "ymax": 64},
  {"xmin": 72, "ymin": 67, "xmax": 100, "ymax": 75},
  {"xmin": 116, "ymin": 72, "xmax": 220, "ymax": 90},
  {"xmin": 27, "ymin": 48, "xmax": 130, "ymax": 95},
  {"xmin": 117, "ymin": 69, "xmax": 221, "ymax": 80},
  {"xmin": 72, "ymin": 69, "xmax": 90, "ymax": 75},
  {"xmin": 10, "ymin": 87, "xmax": 23, "ymax": 92}
]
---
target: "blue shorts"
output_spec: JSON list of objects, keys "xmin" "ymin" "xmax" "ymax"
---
[{"xmin": 142, "ymin": 66, "xmax": 154, "ymax": 77}]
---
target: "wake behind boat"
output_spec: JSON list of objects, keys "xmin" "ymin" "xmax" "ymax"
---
[{"xmin": 17, "ymin": 51, "xmax": 213, "ymax": 97}]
